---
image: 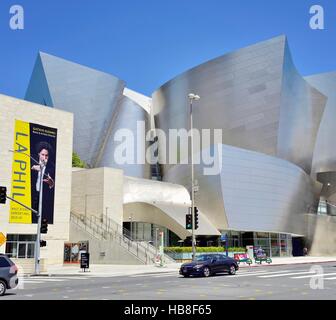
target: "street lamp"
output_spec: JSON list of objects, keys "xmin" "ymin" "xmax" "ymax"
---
[{"xmin": 188, "ymin": 93, "xmax": 200, "ymax": 261}]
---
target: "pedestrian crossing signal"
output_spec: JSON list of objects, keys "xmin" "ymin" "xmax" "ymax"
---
[{"xmin": 40, "ymin": 240, "xmax": 47, "ymax": 247}]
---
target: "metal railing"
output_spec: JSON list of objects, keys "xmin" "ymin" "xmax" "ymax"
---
[
  {"xmin": 70, "ymin": 212, "xmax": 176, "ymax": 264},
  {"xmin": 71, "ymin": 212, "xmax": 152, "ymax": 264},
  {"xmin": 91, "ymin": 213, "xmax": 176, "ymax": 263}
]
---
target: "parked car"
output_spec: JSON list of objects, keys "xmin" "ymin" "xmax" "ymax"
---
[
  {"xmin": 179, "ymin": 254, "xmax": 239, "ymax": 277},
  {"xmin": 0, "ymin": 254, "xmax": 19, "ymax": 296}
]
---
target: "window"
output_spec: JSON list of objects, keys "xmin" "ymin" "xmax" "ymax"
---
[
  {"xmin": 5, "ymin": 234, "xmax": 36, "ymax": 259},
  {"xmin": 0, "ymin": 257, "xmax": 10, "ymax": 268}
]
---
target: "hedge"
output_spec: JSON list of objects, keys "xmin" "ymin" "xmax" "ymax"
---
[{"xmin": 164, "ymin": 247, "xmax": 246, "ymax": 253}]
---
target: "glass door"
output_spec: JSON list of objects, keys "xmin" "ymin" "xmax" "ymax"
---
[{"xmin": 18, "ymin": 242, "xmax": 27, "ymax": 258}]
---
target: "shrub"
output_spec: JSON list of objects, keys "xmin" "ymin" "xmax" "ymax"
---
[
  {"xmin": 72, "ymin": 152, "xmax": 87, "ymax": 168},
  {"xmin": 164, "ymin": 247, "xmax": 246, "ymax": 254}
]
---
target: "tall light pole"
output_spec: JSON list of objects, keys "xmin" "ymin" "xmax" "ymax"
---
[
  {"xmin": 35, "ymin": 160, "xmax": 45, "ymax": 274},
  {"xmin": 188, "ymin": 93, "xmax": 200, "ymax": 261}
]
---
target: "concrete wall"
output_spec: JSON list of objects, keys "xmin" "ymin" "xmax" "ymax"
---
[
  {"xmin": 0, "ymin": 94, "xmax": 73, "ymax": 265},
  {"xmin": 71, "ymin": 167, "xmax": 124, "ymax": 226},
  {"xmin": 69, "ymin": 220, "xmax": 143, "ymax": 265}
]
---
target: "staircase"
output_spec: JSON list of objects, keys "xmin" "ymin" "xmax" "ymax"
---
[{"xmin": 70, "ymin": 212, "xmax": 176, "ymax": 265}]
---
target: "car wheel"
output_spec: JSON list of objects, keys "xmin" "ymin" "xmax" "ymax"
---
[
  {"xmin": 0, "ymin": 280, "xmax": 6, "ymax": 296},
  {"xmin": 229, "ymin": 265, "xmax": 236, "ymax": 275},
  {"xmin": 183, "ymin": 274, "xmax": 190, "ymax": 278},
  {"xmin": 203, "ymin": 267, "xmax": 211, "ymax": 277}
]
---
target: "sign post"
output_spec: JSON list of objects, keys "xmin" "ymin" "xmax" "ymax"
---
[
  {"xmin": 221, "ymin": 234, "xmax": 229, "ymax": 257},
  {"xmin": 0, "ymin": 233, "xmax": 6, "ymax": 247},
  {"xmin": 80, "ymin": 252, "xmax": 90, "ymax": 272}
]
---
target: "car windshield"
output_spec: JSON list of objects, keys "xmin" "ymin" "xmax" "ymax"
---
[{"xmin": 195, "ymin": 255, "xmax": 215, "ymax": 262}]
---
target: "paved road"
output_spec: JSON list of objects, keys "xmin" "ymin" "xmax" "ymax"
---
[{"xmin": 2, "ymin": 262, "xmax": 336, "ymax": 300}]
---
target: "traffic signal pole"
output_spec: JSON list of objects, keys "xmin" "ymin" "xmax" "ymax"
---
[
  {"xmin": 188, "ymin": 94, "xmax": 200, "ymax": 261},
  {"xmin": 35, "ymin": 161, "xmax": 45, "ymax": 275},
  {"xmin": 8, "ymin": 150, "xmax": 46, "ymax": 275}
]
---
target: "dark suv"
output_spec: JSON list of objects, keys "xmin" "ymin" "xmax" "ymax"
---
[{"xmin": 0, "ymin": 254, "xmax": 19, "ymax": 296}]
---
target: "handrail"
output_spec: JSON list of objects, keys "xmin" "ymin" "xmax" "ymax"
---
[
  {"xmin": 90, "ymin": 212, "xmax": 176, "ymax": 263},
  {"xmin": 71, "ymin": 211, "xmax": 176, "ymax": 264},
  {"xmin": 71, "ymin": 212, "xmax": 155, "ymax": 264}
]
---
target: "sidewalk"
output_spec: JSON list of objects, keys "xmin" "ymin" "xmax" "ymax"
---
[{"xmin": 28, "ymin": 256, "xmax": 336, "ymax": 278}]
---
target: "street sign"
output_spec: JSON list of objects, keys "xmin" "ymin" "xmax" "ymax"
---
[
  {"xmin": 0, "ymin": 233, "xmax": 6, "ymax": 247},
  {"xmin": 220, "ymin": 234, "xmax": 228, "ymax": 242},
  {"xmin": 80, "ymin": 252, "xmax": 90, "ymax": 271}
]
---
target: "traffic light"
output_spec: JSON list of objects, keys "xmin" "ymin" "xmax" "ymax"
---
[
  {"xmin": 40, "ymin": 218, "xmax": 48, "ymax": 234},
  {"xmin": 194, "ymin": 207, "xmax": 199, "ymax": 230},
  {"xmin": 40, "ymin": 240, "xmax": 47, "ymax": 247},
  {"xmin": 0, "ymin": 186, "xmax": 7, "ymax": 204},
  {"xmin": 186, "ymin": 214, "xmax": 192, "ymax": 230}
]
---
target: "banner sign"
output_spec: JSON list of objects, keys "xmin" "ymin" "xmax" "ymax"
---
[{"xmin": 10, "ymin": 120, "xmax": 57, "ymax": 224}]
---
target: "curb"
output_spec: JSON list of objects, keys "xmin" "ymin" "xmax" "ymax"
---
[
  {"xmin": 238, "ymin": 260, "xmax": 336, "ymax": 268},
  {"xmin": 26, "ymin": 270, "xmax": 179, "ymax": 278},
  {"xmin": 24, "ymin": 260, "xmax": 336, "ymax": 277}
]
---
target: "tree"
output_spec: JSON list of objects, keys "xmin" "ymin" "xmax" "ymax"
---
[{"xmin": 72, "ymin": 152, "xmax": 86, "ymax": 168}]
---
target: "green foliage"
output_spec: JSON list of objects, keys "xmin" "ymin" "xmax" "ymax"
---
[
  {"xmin": 72, "ymin": 152, "xmax": 86, "ymax": 168},
  {"xmin": 165, "ymin": 247, "xmax": 246, "ymax": 253}
]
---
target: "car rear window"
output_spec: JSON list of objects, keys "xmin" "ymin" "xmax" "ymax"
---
[{"xmin": 0, "ymin": 257, "xmax": 11, "ymax": 268}]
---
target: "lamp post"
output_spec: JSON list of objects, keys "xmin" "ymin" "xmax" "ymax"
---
[
  {"xmin": 35, "ymin": 160, "xmax": 45, "ymax": 274},
  {"xmin": 188, "ymin": 93, "xmax": 200, "ymax": 261}
]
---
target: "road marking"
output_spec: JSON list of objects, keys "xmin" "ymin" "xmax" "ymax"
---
[
  {"xmin": 259, "ymin": 271, "xmax": 315, "ymax": 278},
  {"xmin": 325, "ymin": 277, "xmax": 336, "ymax": 280},
  {"xmin": 130, "ymin": 272, "xmax": 177, "ymax": 278},
  {"xmin": 153, "ymin": 274, "xmax": 177, "ymax": 278},
  {"xmin": 25, "ymin": 278, "xmax": 66, "ymax": 282},
  {"xmin": 291, "ymin": 273, "xmax": 336, "ymax": 279},
  {"xmin": 102, "ymin": 287, "xmax": 111, "ymax": 289},
  {"xmin": 21, "ymin": 280, "xmax": 44, "ymax": 284},
  {"xmin": 234, "ymin": 270, "xmax": 296, "ymax": 278}
]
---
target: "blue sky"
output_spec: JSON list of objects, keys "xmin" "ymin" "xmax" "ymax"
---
[{"xmin": 0, "ymin": 0, "xmax": 336, "ymax": 98}]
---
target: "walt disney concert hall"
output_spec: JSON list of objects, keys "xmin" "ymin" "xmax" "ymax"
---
[{"xmin": 25, "ymin": 35, "xmax": 336, "ymax": 257}]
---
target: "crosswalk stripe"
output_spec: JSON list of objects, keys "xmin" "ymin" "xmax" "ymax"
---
[
  {"xmin": 20, "ymin": 281, "xmax": 44, "ymax": 284},
  {"xmin": 233, "ymin": 270, "xmax": 296, "ymax": 278},
  {"xmin": 130, "ymin": 272, "xmax": 177, "ymax": 278},
  {"xmin": 291, "ymin": 273, "xmax": 336, "ymax": 279},
  {"xmin": 259, "ymin": 271, "xmax": 315, "ymax": 278},
  {"xmin": 23, "ymin": 278, "xmax": 67, "ymax": 282},
  {"xmin": 153, "ymin": 274, "xmax": 177, "ymax": 278},
  {"xmin": 325, "ymin": 277, "xmax": 336, "ymax": 280}
]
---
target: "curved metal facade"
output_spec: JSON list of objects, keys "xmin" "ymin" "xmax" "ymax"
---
[
  {"xmin": 163, "ymin": 145, "xmax": 321, "ymax": 236},
  {"xmin": 123, "ymin": 176, "xmax": 220, "ymax": 237},
  {"xmin": 25, "ymin": 52, "xmax": 152, "ymax": 179},
  {"xmin": 153, "ymin": 36, "xmax": 326, "ymax": 176}
]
